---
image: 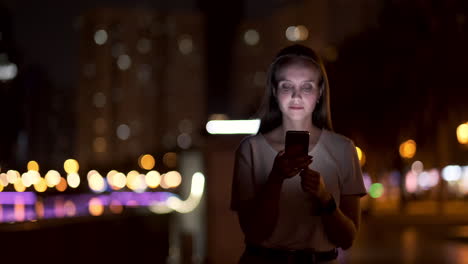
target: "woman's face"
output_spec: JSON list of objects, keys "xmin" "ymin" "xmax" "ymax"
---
[{"xmin": 275, "ymin": 59, "xmax": 321, "ymax": 122}]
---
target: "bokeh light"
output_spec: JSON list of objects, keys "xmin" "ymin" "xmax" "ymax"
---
[
  {"xmin": 67, "ymin": 173, "xmax": 80, "ymax": 188},
  {"xmin": 64, "ymin": 200, "xmax": 77, "ymax": 217},
  {"xmin": 177, "ymin": 133, "xmax": 192, "ymax": 149},
  {"xmin": 206, "ymin": 119, "xmax": 260, "ymax": 134},
  {"xmin": 89, "ymin": 197, "xmax": 104, "ymax": 216},
  {"xmin": 94, "ymin": 117, "xmax": 107, "ymax": 134},
  {"xmin": 399, "ymin": 139, "xmax": 416, "ymax": 159},
  {"xmin": 208, "ymin": 113, "xmax": 229, "ymax": 120},
  {"xmin": 33, "ymin": 178, "xmax": 47, "ymax": 192},
  {"xmin": 161, "ymin": 171, "xmax": 182, "ymax": 189},
  {"xmin": 145, "ymin": 170, "xmax": 161, "ymax": 188},
  {"xmin": 363, "ymin": 173, "xmax": 372, "ymax": 191},
  {"xmin": 35, "ymin": 200, "xmax": 44, "ymax": 219},
  {"xmin": 93, "ymin": 137, "xmax": 107, "ymax": 153},
  {"xmin": 285, "ymin": 25, "xmax": 308, "ymax": 41},
  {"xmin": 93, "ymin": 92, "xmax": 106, "ymax": 108},
  {"xmin": 117, "ymin": 54, "xmax": 132, "ymax": 70},
  {"xmin": 28, "ymin": 170, "xmax": 41, "ymax": 185},
  {"xmin": 126, "ymin": 171, "xmax": 147, "ymax": 192},
  {"xmin": 7, "ymin": 170, "xmax": 20, "ymax": 184},
  {"xmin": 405, "ymin": 170, "xmax": 418, "ymax": 193},
  {"xmin": 355, "ymin": 146, "xmax": 366, "ymax": 167},
  {"xmin": 109, "ymin": 200, "xmax": 123, "ymax": 214},
  {"xmin": 369, "ymin": 183, "xmax": 384, "ymax": 198},
  {"xmin": 64, "ymin": 159, "xmax": 79, "ymax": 174},
  {"xmin": 116, "ymin": 124, "xmax": 131, "ymax": 140},
  {"xmin": 244, "ymin": 29, "xmax": 259, "ymax": 46},
  {"xmin": 418, "ymin": 169, "xmax": 440, "ymax": 190},
  {"xmin": 139, "ymin": 154, "xmax": 155, "ymax": 170},
  {"xmin": 14, "ymin": 199, "xmax": 25, "ymax": 221},
  {"xmin": 45, "ymin": 170, "xmax": 61, "ymax": 187},
  {"xmin": 56, "ymin": 177, "xmax": 68, "ymax": 192},
  {"xmin": 94, "ymin": 29, "xmax": 108, "ymax": 45},
  {"xmin": 27, "ymin": 161, "xmax": 40, "ymax": 171},
  {"xmin": 14, "ymin": 180, "xmax": 26, "ymax": 192},
  {"xmin": 442, "ymin": 165, "xmax": 462, "ymax": 182},
  {"xmin": 411, "ymin": 161, "xmax": 424, "ymax": 174},
  {"xmin": 21, "ymin": 172, "xmax": 33, "ymax": 187},
  {"xmin": 456, "ymin": 122, "xmax": 468, "ymax": 144},
  {"xmin": 0, "ymin": 173, "xmax": 8, "ymax": 187},
  {"xmin": 88, "ymin": 171, "xmax": 106, "ymax": 193},
  {"xmin": 296, "ymin": 25, "xmax": 309, "ymax": 40},
  {"xmin": 114, "ymin": 172, "xmax": 127, "ymax": 190},
  {"xmin": 178, "ymin": 35, "xmax": 193, "ymax": 55}
]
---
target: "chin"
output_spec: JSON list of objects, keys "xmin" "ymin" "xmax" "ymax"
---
[{"xmin": 286, "ymin": 114, "xmax": 311, "ymax": 121}]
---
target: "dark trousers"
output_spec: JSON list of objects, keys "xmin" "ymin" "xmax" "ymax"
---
[{"xmin": 238, "ymin": 245, "xmax": 338, "ymax": 264}]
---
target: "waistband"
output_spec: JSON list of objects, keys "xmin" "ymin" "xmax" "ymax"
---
[{"xmin": 245, "ymin": 245, "xmax": 338, "ymax": 263}]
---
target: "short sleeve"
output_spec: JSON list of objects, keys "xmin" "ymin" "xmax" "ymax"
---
[
  {"xmin": 230, "ymin": 137, "xmax": 255, "ymax": 211},
  {"xmin": 341, "ymin": 140, "xmax": 367, "ymax": 197}
]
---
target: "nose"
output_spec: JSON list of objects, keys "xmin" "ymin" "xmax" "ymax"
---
[{"xmin": 291, "ymin": 90, "xmax": 301, "ymax": 99}]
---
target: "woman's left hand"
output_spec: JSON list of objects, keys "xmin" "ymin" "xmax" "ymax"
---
[{"xmin": 299, "ymin": 168, "xmax": 331, "ymax": 203}]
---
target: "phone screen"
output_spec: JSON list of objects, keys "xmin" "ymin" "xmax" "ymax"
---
[{"xmin": 285, "ymin": 130, "xmax": 310, "ymax": 156}]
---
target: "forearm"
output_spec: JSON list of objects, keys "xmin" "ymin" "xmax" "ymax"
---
[
  {"xmin": 240, "ymin": 173, "xmax": 283, "ymax": 243},
  {"xmin": 321, "ymin": 207, "xmax": 357, "ymax": 249}
]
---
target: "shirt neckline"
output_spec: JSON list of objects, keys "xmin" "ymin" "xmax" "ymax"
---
[{"xmin": 258, "ymin": 129, "xmax": 325, "ymax": 155}]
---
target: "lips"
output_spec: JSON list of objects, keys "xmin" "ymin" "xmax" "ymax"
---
[{"xmin": 289, "ymin": 106, "xmax": 304, "ymax": 110}]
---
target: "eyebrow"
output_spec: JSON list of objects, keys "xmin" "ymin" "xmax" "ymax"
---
[{"xmin": 277, "ymin": 79, "xmax": 316, "ymax": 83}]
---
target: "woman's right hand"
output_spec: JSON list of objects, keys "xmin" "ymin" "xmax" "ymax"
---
[{"xmin": 270, "ymin": 149, "xmax": 312, "ymax": 181}]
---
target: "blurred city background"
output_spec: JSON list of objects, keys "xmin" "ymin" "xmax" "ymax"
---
[{"xmin": 0, "ymin": 0, "xmax": 467, "ymax": 263}]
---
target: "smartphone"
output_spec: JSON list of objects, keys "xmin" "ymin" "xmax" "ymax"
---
[{"xmin": 285, "ymin": 130, "xmax": 310, "ymax": 156}]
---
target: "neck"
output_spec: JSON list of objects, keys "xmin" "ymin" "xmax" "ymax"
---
[{"xmin": 281, "ymin": 117, "xmax": 316, "ymax": 134}]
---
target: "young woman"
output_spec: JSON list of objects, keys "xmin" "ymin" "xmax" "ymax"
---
[{"xmin": 231, "ymin": 44, "xmax": 367, "ymax": 264}]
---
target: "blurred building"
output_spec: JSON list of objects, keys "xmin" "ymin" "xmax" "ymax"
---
[{"xmin": 76, "ymin": 8, "xmax": 206, "ymax": 172}]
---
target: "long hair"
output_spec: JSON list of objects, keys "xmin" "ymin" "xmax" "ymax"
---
[{"xmin": 256, "ymin": 44, "xmax": 333, "ymax": 134}]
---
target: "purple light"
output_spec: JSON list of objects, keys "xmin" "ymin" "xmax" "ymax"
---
[
  {"xmin": 0, "ymin": 192, "xmax": 37, "ymax": 205},
  {"xmin": 0, "ymin": 191, "xmax": 177, "ymax": 223}
]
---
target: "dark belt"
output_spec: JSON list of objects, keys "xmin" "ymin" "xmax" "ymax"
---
[{"xmin": 245, "ymin": 245, "xmax": 338, "ymax": 263}]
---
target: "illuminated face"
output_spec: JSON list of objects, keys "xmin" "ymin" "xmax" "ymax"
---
[{"xmin": 275, "ymin": 59, "xmax": 321, "ymax": 122}]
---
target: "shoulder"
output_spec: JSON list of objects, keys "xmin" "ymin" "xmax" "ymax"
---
[
  {"xmin": 236, "ymin": 134, "xmax": 263, "ymax": 153},
  {"xmin": 322, "ymin": 130, "xmax": 356, "ymax": 149}
]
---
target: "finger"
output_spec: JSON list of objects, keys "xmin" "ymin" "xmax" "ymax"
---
[{"xmin": 290, "ymin": 158, "xmax": 312, "ymax": 168}]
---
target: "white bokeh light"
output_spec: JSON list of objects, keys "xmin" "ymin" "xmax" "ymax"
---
[
  {"xmin": 94, "ymin": 29, "xmax": 108, "ymax": 45},
  {"xmin": 116, "ymin": 124, "xmax": 131, "ymax": 140},
  {"xmin": 117, "ymin": 54, "xmax": 132, "ymax": 70},
  {"xmin": 244, "ymin": 29, "xmax": 260, "ymax": 46}
]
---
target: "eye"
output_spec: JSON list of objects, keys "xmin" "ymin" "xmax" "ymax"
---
[
  {"xmin": 301, "ymin": 83, "xmax": 313, "ymax": 92},
  {"xmin": 279, "ymin": 82, "xmax": 293, "ymax": 92}
]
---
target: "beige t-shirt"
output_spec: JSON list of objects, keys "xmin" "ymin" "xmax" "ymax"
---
[{"xmin": 231, "ymin": 129, "xmax": 367, "ymax": 251}]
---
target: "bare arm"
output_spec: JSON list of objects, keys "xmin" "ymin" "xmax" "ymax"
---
[
  {"xmin": 320, "ymin": 194, "xmax": 361, "ymax": 249},
  {"xmin": 300, "ymin": 168, "xmax": 362, "ymax": 249}
]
